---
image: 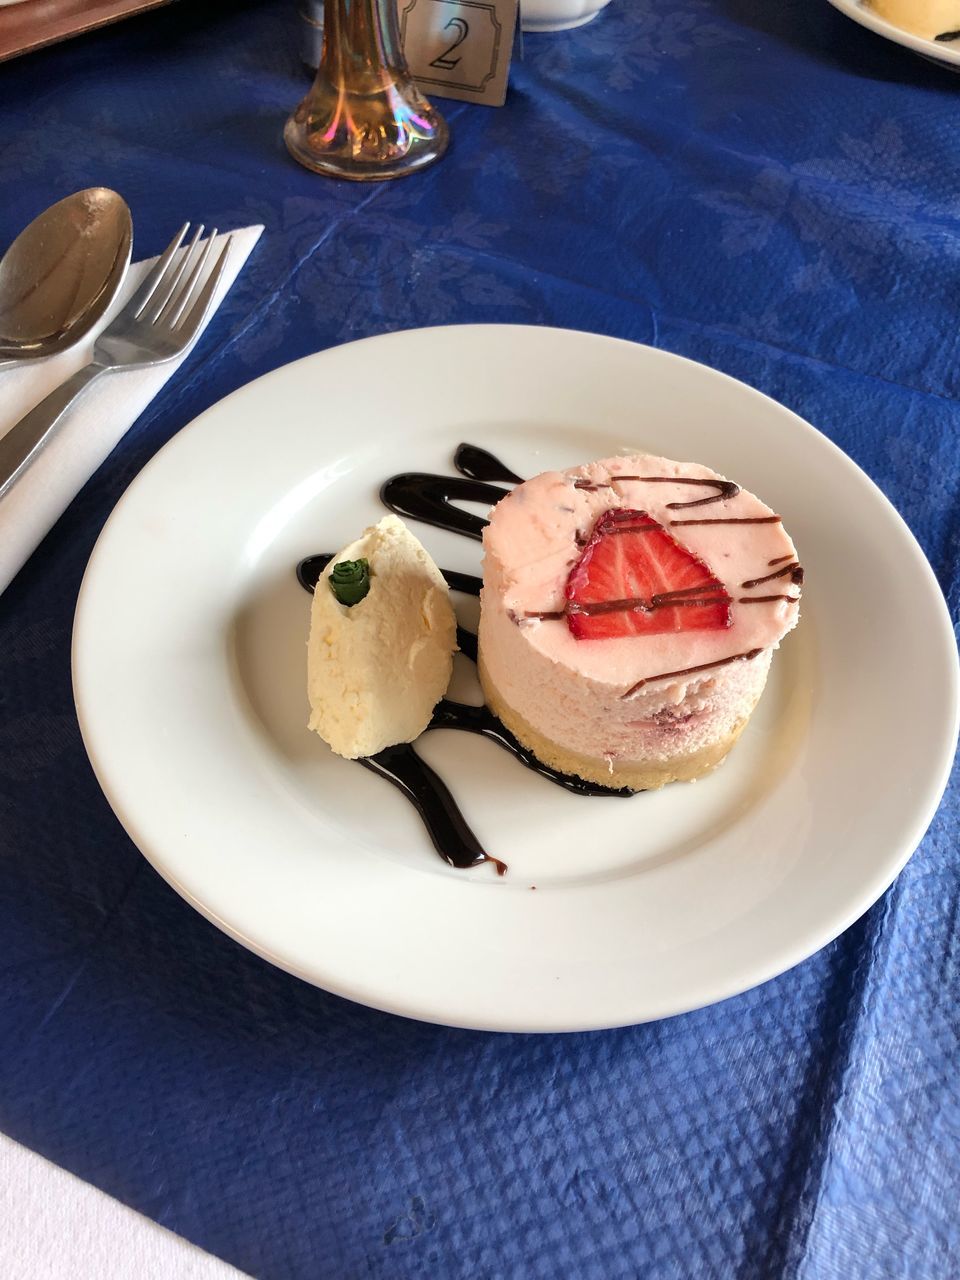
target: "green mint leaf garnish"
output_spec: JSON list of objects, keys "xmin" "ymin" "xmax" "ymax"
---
[{"xmin": 329, "ymin": 558, "xmax": 370, "ymax": 607}]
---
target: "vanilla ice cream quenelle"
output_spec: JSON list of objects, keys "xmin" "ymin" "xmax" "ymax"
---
[
  {"xmin": 307, "ymin": 515, "xmax": 457, "ymax": 758},
  {"xmin": 478, "ymin": 454, "xmax": 803, "ymax": 791}
]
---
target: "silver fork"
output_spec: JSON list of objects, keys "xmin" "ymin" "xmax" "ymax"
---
[{"xmin": 0, "ymin": 223, "xmax": 233, "ymax": 501}]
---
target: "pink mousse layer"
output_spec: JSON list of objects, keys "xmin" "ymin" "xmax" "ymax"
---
[{"xmin": 479, "ymin": 453, "xmax": 801, "ymax": 765}]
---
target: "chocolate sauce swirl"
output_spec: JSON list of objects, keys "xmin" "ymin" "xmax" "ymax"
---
[
  {"xmin": 380, "ymin": 473, "xmax": 508, "ymax": 542},
  {"xmin": 453, "ymin": 443, "xmax": 523, "ymax": 485},
  {"xmin": 360, "ymin": 746, "xmax": 507, "ymax": 876}
]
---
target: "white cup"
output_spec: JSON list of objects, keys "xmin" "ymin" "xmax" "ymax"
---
[{"xmin": 520, "ymin": 0, "xmax": 612, "ymax": 32}]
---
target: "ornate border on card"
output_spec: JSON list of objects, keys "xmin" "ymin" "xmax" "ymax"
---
[{"xmin": 400, "ymin": 0, "xmax": 502, "ymax": 94}]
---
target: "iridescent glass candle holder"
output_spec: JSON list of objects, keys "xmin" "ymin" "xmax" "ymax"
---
[{"xmin": 285, "ymin": 0, "xmax": 449, "ymax": 181}]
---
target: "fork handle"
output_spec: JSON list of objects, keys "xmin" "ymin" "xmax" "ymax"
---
[{"xmin": 0, "ymin": 363, "xmax": 107, "ymax": 501}]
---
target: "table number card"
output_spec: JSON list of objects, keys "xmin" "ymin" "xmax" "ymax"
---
[{"xmin": 399, "ymin": 0, "xmax": 519, "ymax": 107}]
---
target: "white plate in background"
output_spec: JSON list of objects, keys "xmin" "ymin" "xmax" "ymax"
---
[
  {"xmin": 521, "ymin": 0, "xmax": 612, "ymax": 33},
  {"xmin": 827, "ymin": 0, "xmax": 960, "ymax": 70}
]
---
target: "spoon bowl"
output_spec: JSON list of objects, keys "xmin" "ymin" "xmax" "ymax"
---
[{"xmin": 0, "ymin": 188, "xmax": 132, "ymax": 363}]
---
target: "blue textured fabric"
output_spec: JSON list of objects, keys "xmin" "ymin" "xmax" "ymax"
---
[{"xmin": 0, "ymin": 2, "xmax": 958, "ymax": 1276}]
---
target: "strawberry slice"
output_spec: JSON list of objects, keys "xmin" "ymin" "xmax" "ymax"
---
[{"xmin": 565, "ymin": 508, "xmax": 732, "ymax": 640}]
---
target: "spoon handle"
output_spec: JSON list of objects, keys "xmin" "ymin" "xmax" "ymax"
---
[{"xmin": 0, "ymin": 363, "xmax": 107, "ymax": 501}]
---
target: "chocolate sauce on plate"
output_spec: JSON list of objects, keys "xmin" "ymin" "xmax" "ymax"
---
[
  {"xmin": 359, "ymin": 745, "xmax": 507, "ymax": 876},
  {"xmin": 452, "ymin": 443, "xmax": 523, "ymax": 485},
  {"xmin": 380, "ymin": 472, "xmax": 508, "ymax": 542}
]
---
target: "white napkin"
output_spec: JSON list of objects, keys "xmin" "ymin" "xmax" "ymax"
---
[
  {"xmin": 0, "ymin": 1133, "xmax": 250, "ymax": 1279},
  {"xmin": 0, "ymin": 224, "xmax": 263, "ymax": 596}
]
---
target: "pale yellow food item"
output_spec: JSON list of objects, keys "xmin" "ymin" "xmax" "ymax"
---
[
  {"xmin": 867, "ymin": 0, "xmax": 960, "ymax": 39},
  {"xmin": 307, "ymin": 515, "xmax": 457, "ymax": 759}
]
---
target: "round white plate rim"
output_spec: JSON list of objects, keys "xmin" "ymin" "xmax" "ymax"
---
[
  {"xmin": 826, "ymin": 0, "xmax": 960, "ymax": 68},
  {"xmin": 73, "ymin": 324, "xmax": 959, "ymax": 1032}
]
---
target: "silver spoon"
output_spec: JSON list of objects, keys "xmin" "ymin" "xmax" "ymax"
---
[{"xmin": 0, "ymin": 188, "xmax": 132, "ymax": 370}]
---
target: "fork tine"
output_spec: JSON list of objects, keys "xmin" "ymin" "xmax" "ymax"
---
[
  {"xmin": 173, "ymin": 235, "xmax": 233, "ymax": 343},
  {"xmin": 128, "ymin": 222, "xmax": 190, "ymax": 319},
  {"xmin": 165, "ymin": 229, "xmax": 219, "ymax": 329},
  {"xmin": 145, "ymin": 223, "xmax": 204, "ymax": 324}
]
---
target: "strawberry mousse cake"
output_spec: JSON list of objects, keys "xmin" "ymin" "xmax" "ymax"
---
[{"xmin": 478, "ymin": 454, "xmax": 802, "ymax": 790}]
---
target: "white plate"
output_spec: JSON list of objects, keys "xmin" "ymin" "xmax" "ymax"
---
[
  {"xmin": 827, "ymin": 0, "xmax": 960, "ymax": 70},
  {"xmin": 521, "ymin": 0, "xmax": 612, "ymax": 33},
  {"xmin": 73, "ymin": 326, "xmax": 959, "ymax": 1032}
]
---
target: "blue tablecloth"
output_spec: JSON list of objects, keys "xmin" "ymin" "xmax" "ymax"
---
[{"xmin": 1, "ymin": 2, "xmax": 958, "ymax": 1276}]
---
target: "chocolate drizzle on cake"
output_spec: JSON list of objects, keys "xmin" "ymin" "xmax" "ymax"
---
[
  {"xmin": 741, "ymin": 562, "xmax": 804, "ymax": 589},
  {"xmin": 738, "ymin": 595, "xmax": 800, "ymax": 604},
  {"xmin": 936, "ymin": 29, "xmax": 960, "ymax": 41},
  {"xmin": 670, "ymin": 516, "xmax": 782, "ymax": 526},
  {"xmin": 612, "ymin": 475, "xmax": 741, "ymax": 508},
  {"xmin": 768, "ymin": 554, "xmax": 794, "ymax": 566},
  {"xmin": 622, "ymin": 648, "xmax": 764, "ymax": 699},
  {"xmin": 583, "ymin": 520, "xmax": 661, "ymax": 534},
  {"xmin": 525, "ymin": 583, "xmax": 730, "ymax": 623},
  {"xmin": 575, "ymin": 588, "xmax": 728, "ymax": 615}
]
